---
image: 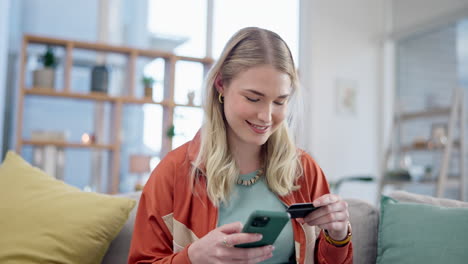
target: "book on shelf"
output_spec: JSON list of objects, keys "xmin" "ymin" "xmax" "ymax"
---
[{"xmin": 31, "ymin": 130, "xmax": 68, "ymax": 142}]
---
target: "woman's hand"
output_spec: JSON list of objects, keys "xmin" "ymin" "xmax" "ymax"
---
[
  {"xmin": 297, "ymin": 194, "xmax": 350, "ymax": 241},
  {"xmin": 188, "ymin": 222, "xmax": 275, "ymax": 264}
]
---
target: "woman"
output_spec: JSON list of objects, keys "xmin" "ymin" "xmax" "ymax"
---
[{"xmin": 128, "ymin": 27, "xmax": 353, "ymax": 264}]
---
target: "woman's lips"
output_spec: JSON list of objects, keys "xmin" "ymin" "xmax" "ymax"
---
[{"xmin": 246, "ymin": 121, "xmax": 270, "ymax": 134}]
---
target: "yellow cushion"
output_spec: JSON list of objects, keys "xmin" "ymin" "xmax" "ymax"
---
[{"xmin": 0, "ymin": 151, "xmax": 136, "ymax": 264}]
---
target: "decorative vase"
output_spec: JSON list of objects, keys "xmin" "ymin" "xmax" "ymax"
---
[
  {"xmin": 187, "ymin": 91, "xmax": 195, "ymax": 105},
  {"xmin": 33, "ymin": 68, "xmax": 55, "ymax": 88},
  {"xmin": 90, "ymin": 65, "xmax": 109, "ymax": 93}
]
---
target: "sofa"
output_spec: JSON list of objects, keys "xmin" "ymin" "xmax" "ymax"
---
[
  {"xmin": 2, "ymin": 151, "xmax": 466, "ymax": 263},
  {"xmin": 102, "ymin": 192, "xmax": 379, "ymax": 263},
  {"xmin": 101, "ymin": 190, "xmax": 468, "ymax": 264}
]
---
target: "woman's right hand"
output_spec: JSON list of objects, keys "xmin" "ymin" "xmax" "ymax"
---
[{"xmin": 187, "ymin": 222, "xmax": 275, "ymax": 264}]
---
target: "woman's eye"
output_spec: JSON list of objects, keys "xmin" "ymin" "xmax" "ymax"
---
[
  {"xmin": 246, "ymin": 97, "xmax": 259, "ymax": 102},
  {"xmin": 274, "ymin": 101, "xmax": 285, "ymax": 106}
]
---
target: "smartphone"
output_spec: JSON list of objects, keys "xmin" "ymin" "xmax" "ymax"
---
[
  {"xmin": 235, "ymin": 210, "xmax": 290, "ymax": 248},
  {"xmin": 286, "ymin": 203, "xmax": 321, "ymax": 218}
]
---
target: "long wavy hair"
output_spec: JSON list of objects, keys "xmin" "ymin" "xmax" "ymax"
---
[{"xmin": 191, "ymin": 27, "xmax": 303, "ymax": 206}]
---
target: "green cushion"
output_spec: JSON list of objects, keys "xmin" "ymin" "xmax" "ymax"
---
[
  {"xmin": 377, "ymin": 195, "xmax": 468, "ymax": 264},
  {"xmin": 0, "ymin": 151, "xmax": 136, "ymax": 264}
]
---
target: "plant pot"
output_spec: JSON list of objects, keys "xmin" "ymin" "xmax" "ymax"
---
[
  {"xmin": 144, "ymin": 85, "xmax": 153, "ymax": 98},
  {"xmin": 33, "ymin": 68, "xmax": 55, "ymax": 88}
]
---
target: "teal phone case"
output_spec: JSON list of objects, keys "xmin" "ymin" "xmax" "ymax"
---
[{"xmin": 235, "ymin": 210, "xmax": 290, "ymax": 248}]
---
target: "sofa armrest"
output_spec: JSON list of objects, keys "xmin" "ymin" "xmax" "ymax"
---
[
  {"xmin": 346, "ymin": 198, "xmax": 379, "ymax": 264},
  {"xmin": 102, "ymin": 192, "xmax": 141, "ymax": 264}
]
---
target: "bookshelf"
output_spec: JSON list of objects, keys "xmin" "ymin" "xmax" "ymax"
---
[
  {"xmin": 379, "ymin": 88, "xmax": 466, "ymax": 200},
  {"xmin": 16, "ymin": 34, "xmax": 213, "ymax": 193}
]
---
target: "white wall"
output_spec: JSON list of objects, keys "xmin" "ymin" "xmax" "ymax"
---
[
  {"xmin": 459, "ymin": 20, "xmax": 468, "ymax": 86},
  {"xmin": 301, "ymin": 0, "xmax": 385, "ymax": 182},
  {"xmin": 397, "ymin": 27, "xmax": 458, "ymax": 113},
  {"xmin": 0, "ymin": 0, "xmax": 10, "ymax": 160}
]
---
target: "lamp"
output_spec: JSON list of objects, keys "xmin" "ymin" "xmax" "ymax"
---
[{"xmin": 129, "ymin": 154, "xmax": 152, "ymax": 191}]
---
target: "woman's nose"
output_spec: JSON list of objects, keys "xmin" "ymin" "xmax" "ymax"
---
[{"xmin": 257, "ymin": 104, "xmax": 272, "ymax": 123}]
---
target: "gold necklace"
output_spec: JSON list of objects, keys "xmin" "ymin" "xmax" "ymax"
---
[{"xmin": 236, "ymin": 169, "xmax": 264, "ymax": 186}]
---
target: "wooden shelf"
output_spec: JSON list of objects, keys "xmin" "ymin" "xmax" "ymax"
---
[
  {"xmin": 25, "ymin": 88, "xmax": 204, "ymax": 107},
  {"xmin": 381, "ymin": 88, "xmax": 466, "ymax": 200},
  {"xmin": 175, "ymin": 55, "xmax": 214, "ymax": 64},
  {"xmin": 121, "ymin": 97, "xmax": 167, "ymax": 106},
  {"xmin": 175, "ymin": 103, "xmax": 203, "ymax": 108},
  {"xmin": 399, "ymin": 108, "xmax": 451, "ymax": 120},
  {"xmin": 122, "ymin": 97, "xmax": 202, "ymax": 108},
  {"xmin": 25, "ymin": 34, "xmax": 215, "ymax": 64},
  {"xmin": 17, "ymin": 34, "xmax": 214, "ymax": 194},
  {"xmin": 384, "ymin": 174, "xmax": 460, "ymax": 185},
  {"xmin": 400, "ymin": 142, "xmax": 460, "ymax": 152},
  {"xmin": 23, "ymin": 140, "xmax": 115, "ymax": 150},
  {"xmin": 25, "ymin": 88, "xmax": 117, "ymax": 102}
]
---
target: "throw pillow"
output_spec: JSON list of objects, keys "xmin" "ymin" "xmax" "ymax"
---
[
  {"xmin": 377, "ymin": 195, "xmax": 468, "ymax": 264},
  {"xmin": 389, "ymin": 190, "xmax": 468, "ymax": 208},
  {"xmin": 0, "ymin": 151, "xmax": 136, "ymax": 264}
]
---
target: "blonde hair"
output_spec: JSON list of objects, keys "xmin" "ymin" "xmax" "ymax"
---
[{"xmin": 192, "ymin": 27, "xmax": 303, "ymax": 206}]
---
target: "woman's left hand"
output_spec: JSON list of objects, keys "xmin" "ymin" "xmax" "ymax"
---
[{"xmin": 296, "ymin": 194, "xmax": 349, "ymax": 241}]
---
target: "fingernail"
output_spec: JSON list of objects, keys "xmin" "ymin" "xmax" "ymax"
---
[
  {"xmin": 270, "ymin": 245, "xmax": 275, "ymax": 251},
  {"xmin": 257, "ymin": 234, "xmax": 263, "ymax": 240}
]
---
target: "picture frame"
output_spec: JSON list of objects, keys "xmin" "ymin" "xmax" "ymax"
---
[{"xmin": 336, "ymin": 79, "xmax": 358, "ymax": 116}]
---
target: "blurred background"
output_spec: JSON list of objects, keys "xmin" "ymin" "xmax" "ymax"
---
[{"xmin": 1, "ymin": 0, "xmax": 468, "ymax": 205}]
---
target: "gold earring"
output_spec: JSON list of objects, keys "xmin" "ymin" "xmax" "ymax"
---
[{"xmin": 218, "ymin": 93, "xmax": 224, "ymax": 104}]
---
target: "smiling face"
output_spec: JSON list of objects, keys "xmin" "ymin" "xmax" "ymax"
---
[{"xmin": 218, "ymin": 65, "xmax": 292, "ymax": 149}]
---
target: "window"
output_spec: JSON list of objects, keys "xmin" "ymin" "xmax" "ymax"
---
[
  {"xmin": 144, "ymin": 0, "xmax": 300, "ymax": 161},
  {"xmin": 213, "ymin": 0, "xmax": 299, "ymax": 63},
  {"xmin": 148, "ymin": 0, "xmax": 207, "ymax": 57}
]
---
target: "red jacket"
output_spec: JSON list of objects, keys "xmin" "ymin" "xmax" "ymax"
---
[{"xmin": 128, "ymin": 134, "xmax": 353, "ymax": 263}]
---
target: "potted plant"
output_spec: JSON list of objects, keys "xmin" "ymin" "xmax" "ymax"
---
[
  {"xmin": 166, "ymin": 125, "xmax": 175, "ymax": 138},
  {"xmin": 142, "ymin": 76, "xmax": 155, "ymax": 98},
  {"xmin": 33, "ymin": 46, "xmax": 58, "ymax": 88}
]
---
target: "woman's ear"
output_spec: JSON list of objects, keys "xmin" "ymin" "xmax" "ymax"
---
[{"xmin": 214, "ymin": 73, "xmax": 224, "ymax": 93}]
